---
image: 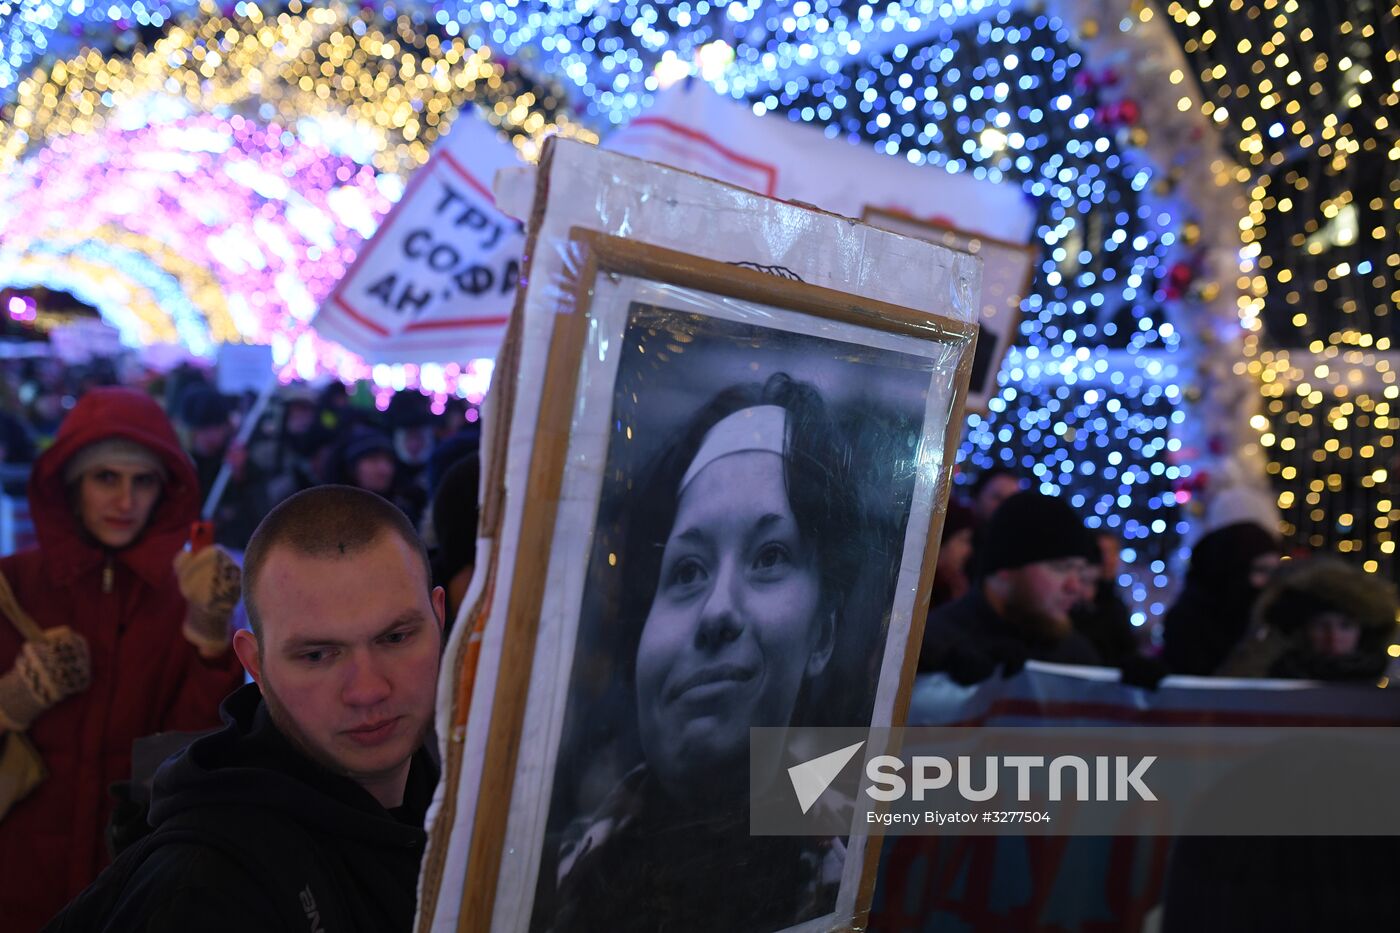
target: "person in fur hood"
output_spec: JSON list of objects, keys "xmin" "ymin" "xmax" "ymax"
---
[{"xmin": 1224, "ymin": 557, "xmax": 1398, "ymax": 683}]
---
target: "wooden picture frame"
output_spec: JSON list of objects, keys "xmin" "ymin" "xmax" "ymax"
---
[
  {"xmin": 451, "ymin": 227, "xmax": 976, "ymax": 933},
  {"xmin": 861, "ymin": 206, "xmax": 1035, "ymax": 413}
]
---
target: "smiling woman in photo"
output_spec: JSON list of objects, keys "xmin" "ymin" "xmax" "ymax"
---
[{"xmin": 542, "ymin": 373, "xmax": 862, "ymax": 933}]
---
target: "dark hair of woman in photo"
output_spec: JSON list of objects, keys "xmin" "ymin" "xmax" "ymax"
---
[{"xmin": 543, "ymin": 373, "xmax": 864, "ymax": 933}]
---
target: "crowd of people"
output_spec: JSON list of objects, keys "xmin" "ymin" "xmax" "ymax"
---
[
  {"xmin": 0, "ymin": 355, "xmax": 481, "ymax": 615},
  {"xmin": 0, "ymin": 355, "xmax": 480, "ymax": 930},
  {"xmin": 0, "ymin": 355, "xmax": 1397, "ymax": 932},
  {"xmin": 919, "ymin": 465, "xmax": 1400, "ymax": 688}
]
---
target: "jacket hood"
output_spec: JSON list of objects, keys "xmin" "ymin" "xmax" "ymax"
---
[
  {"xmin": 29, "ymin": 386, "xmax": 199, "ymax": 587},
  {"xmin": 1256, "ymin": 557, "xmax": 1400, "ymax": 639},
  {"xmin": 1185, "ymin": 521, "xmax": 1282, "ymax": 593},
  {"xmin": 1251, "ymin": 558, "xmax": 1398, "ymax": 684},
  {"xmin": 149, "ymin": 683, "xmax": 432, "ymax": 849}
]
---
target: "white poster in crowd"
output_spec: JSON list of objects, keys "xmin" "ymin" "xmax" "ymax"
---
[
  {"xmin": 214, "ymin": 342, "xmax": 274, "ymax": 395},
  {"xmin": 47, "ymin": 318, "xmax": 126, "ymax": 364},
  {"xmin": 312, "ymin": 109, "xmax": 524, "ymax": 364},
  {"xmin": 605, "ymin": 80, "xmax": 1037, "ymax": 244}
]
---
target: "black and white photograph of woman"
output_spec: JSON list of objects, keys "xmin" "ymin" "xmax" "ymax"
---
[{"xmin": 529, "ymin": 298, "xmax": 949, "ymax": 933}]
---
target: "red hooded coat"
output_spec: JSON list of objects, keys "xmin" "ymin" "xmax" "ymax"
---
[{"xmin": 0, "ymin": 387, "xmax": 244, "ymax": 930}]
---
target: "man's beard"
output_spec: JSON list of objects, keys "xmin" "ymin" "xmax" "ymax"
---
[
  {"xmin": 259, "ymin": 673, "xmax": 428, "ymax": 788},
  {"xmin": 1005, "ymin": 582, "xmax": 1072, "ymax": 642}
]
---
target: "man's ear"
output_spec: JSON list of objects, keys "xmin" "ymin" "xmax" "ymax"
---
[
  {"xmin": 431, "ymin": 585, "xmax": 447, "ymax": 634},
  {"xmin": 232, "ymin": 628, "xmax": 263, "ymax": 687}
]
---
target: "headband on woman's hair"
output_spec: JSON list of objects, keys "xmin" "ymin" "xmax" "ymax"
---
[{"xmin": 679, "ymin": 404, "xmax": 788, "ymax": 494}]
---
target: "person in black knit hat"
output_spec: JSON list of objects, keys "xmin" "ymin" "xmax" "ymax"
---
[
  {"xmin": 333, "ymin": 427, "xmax": 427, "ymax": 526},
  {"xmin": 176, "ymin": 384, "xmax": 270, "ymax": 550},
  {"xmin": 919, "ymin": 490, "xmax": 1102, "ymax": 682}
]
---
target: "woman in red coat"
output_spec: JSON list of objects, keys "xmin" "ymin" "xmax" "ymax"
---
[{"xmin": 0, "ymin": 387, "xmax": 245, "ymax": 931}]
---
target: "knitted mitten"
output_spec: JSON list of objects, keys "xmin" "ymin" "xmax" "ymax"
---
[
  {"xmin": 174, "ymin": 546, "xmax": 242, "ymax": 656},
  {"xmin": 0, "ymin": 627, "xmax": 91, "ymax": 731}
]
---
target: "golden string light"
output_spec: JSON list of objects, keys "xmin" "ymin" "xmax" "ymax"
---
[
  {"xmin": 2, "ymin": 0, "xmax": 594, "ymax": 175},
  {"xmin": 1169, "ymin": 0, "xmax": 1397, "ymax": 574}
]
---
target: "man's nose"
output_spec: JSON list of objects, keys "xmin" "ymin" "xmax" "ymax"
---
[{"xmin": 342, "ymin": 653, "xmax": 392, "ymax": 705}]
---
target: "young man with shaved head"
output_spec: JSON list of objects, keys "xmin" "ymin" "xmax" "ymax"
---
[{"xmin": 48, "ymin": 485, "xmax": 446, "ymax": 932}]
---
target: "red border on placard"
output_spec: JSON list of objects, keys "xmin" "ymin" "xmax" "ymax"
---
[
  {"xmin": 407, "ymin": 314, "xmax": 510, "ymax": 331},
  {"xmin": 626, "ymin": 116, "xmax": 780, "ymax": 196},
  {"xmin": 326, "ymin": 150, "xmax": 443, "ymax": 328},
  {"xmin": 332, "ymin": 294, "xmax": 390, "ymax": 337}
]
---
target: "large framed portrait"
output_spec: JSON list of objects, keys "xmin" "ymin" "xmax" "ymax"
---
[
  {"xmin": 862, "ymin": 207, "xmax": 1034, "ymax": 412},
  {"xmin": 452, "ymin": 228, "xmax": 975, "ymax": 933}
]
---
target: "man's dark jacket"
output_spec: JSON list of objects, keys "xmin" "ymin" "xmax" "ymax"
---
[
  {"xmin": 45, "ymin": 683, "xmax": 438, "ymax": 933},
  {"xmin": 919, "ymin": 587, "xmax": 1101, "ymax": 681}
]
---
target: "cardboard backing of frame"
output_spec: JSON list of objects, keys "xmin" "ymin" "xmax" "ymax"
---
[
  {"xmin": 457, "ymin": 228, "xmax": 977, "ymax": 933},
  {"xmin": 415, "ymin": 143, "xmax": 559, "ymax": 933},
  {"xmin": 851, "ymin": 323, "xmax": 978, "ymax": 927},
  {"xmin": 577, "ymin": 231, "xmax": 976, "ymax": 346},
  {"xmin": 457, "ymin": 241, "xmax": 601, "ymax": 933},
  {"xmin": 862, "ymin": 205, "xmax": 1030, "ymax": 412}
]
